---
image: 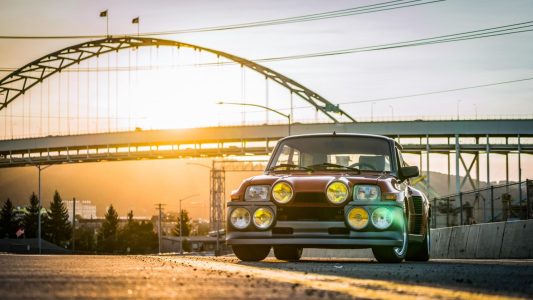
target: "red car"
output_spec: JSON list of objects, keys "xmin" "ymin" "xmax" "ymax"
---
[{"xmin": 227, "ymin": 133, "xmax": 430, "ymax": 263}]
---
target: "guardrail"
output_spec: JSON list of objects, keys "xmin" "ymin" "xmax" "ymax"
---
[{"xmin": 431, "ymin": 180, "xmax": 532, "ymax": 228}]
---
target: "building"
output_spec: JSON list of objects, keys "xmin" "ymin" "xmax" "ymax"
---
[{"xmin": 65, "ymin": 200, "xmax": 96, "ymax": 222}]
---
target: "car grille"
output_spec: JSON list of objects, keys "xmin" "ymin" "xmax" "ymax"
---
[
  {"xmin": 292, "ymin": 192, "xmax": 329, "ymax": 205},
  {"xmin": 276, "ymin": 192, "xmax": 345, "ymax": 221},
  {"xmin": 277, "ymin": 206, "xmax": 345, "ymax": 221}
]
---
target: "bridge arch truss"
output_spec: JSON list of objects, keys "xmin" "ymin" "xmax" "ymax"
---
[{"xmin": 0, "ymin": 36, "xmax": 355, "ymax": 123}]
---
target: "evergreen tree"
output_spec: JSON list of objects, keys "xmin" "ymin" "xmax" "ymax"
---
[
  {"xmin": 44, "ymin": 191, "xmax": 72, "ymax": 247},
  {"xmin": 1, "ymin": 198, "xmax": 16, "ymax": 238},
  {"xmin": 172, "ymin": 209, "xmax": 191, "ymax": 237},
  {"xmin": 97, "ymin": 204, "xmax": 119, "ymax": 253},
  {"xmin": 24, "ymin": 193, "xmax": 40, "ymax": 238}
]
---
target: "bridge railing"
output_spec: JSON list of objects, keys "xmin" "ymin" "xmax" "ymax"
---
[{"xmin": 431, "ymin": 180, "xmax": 532, "ymax": 228}]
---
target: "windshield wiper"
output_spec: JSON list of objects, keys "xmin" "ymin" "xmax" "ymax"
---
[
  {"xmin": 267, "ymin": 164, "xmax": 313, "ymax": 172},
  {"xmin": 307, "ymin": 163, "xmax": 360, "ymax": 173}
]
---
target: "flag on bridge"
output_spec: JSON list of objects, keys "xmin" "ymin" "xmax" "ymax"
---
[
  {"xmin": 132, "ymin": 17, "xmax": 139, "ymax": 24},
  {"xmin": 100, "ymin": 10, "xmax": 108, "ymax": 17}
]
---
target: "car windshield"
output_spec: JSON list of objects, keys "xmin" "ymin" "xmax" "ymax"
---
[{"xmin": 268, "ymin": 136, "xmax": 393, "ymax": 173}]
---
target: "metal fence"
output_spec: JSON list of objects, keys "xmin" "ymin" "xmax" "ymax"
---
[{"xmin": 431, "ymin": 180, "xmax": 533, "ymax": 228}]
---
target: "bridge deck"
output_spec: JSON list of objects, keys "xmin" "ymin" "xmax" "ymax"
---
[{"xmin": 1, "ymin": 120, "xmax": 532, "ymax": 168}]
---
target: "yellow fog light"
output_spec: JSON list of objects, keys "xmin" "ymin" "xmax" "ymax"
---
[
  {"xmin": 253, "ymin": 207, "xmax": 274, "ymax": 229},
  {"xmin": 347, "ymin": 207, "xmax": 369, "ymax": 230},
  {"xmin": 230, "ymin": 208, "xmax": 251, "ymax": 229},
  {"xmin": 371, "ymin": 207, "xmax": 393, "ymax": 230},
  {"xmin": 326, "ymin": 181, "xmax": 349, "ymax": 204},
  {"xmin": 272, "ymin": 182, "xmax": 293, "ymax": 204}
]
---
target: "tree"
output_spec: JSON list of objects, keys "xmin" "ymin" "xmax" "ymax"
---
[
  {"xmin": 24, "ymin": 193, "xmax": 40, "ymax": 238},
  {"xmin": 1, "ymin": 198, "xmax": 16, "ymax": 238},
  {"xmin": 172, "ymin": 209, "xmax": 191, "ymax": 237},
  {"xmin": 73, "ymin": 224, "xmax": 97, "ymax": 253},
  {"xmin": 118, "ymin": 210, "xmax": 157, "ymax": 254},
  {"xmin": 44, "ymin": 191, "xmax": 72, "ymax": 247},
  {"xmin": 97, "ymin": 204, "xmax": 119, "ymax": 253}
]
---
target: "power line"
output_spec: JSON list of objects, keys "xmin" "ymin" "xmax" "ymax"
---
[
  {"xmin": 2, "ymin": 21, "xmax": 532, "ymax": 73},
  {"xmin": 0, "ymin": 0, "xmax": 445, "ymax": 39},
  {"xmin": 254, "ymin": 21, "xmax": 533, "ymax": 62},
  {"xmin": 142, "ymin": 0, "xmax": 445, "ymax": 36},
  {"xmin": 337, "ymin": 76, "xmax": 533, "ymax": 106},
  {"xmin": 239, "ymin": 76, "xmax": 533, "ymax": 113}
]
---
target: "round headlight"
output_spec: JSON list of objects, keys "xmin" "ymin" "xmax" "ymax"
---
[
  {"xmin": 230, "ymin": 208, "xmax": 251, "ymax": 229},
  {"xmin": 326, "ymin": 181, "xmax": 349, "ymax": 204},
  {"xmin": 253, "ymin": 207, "xmax": 274, "ymax": 229},
  {"xmin": 347, "ymin": 207, "xmax": 369, "ymax": 230},
  {"xmin": 371, "ymin": 207, "xmax": 393, "ymax": 230},
  {"xmin": 272, "ymin": 182, "xmax": 293, "ymax": 204}
]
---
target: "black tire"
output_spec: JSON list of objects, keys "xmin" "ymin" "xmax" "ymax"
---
[
  {"xmin": 232, "ymin": 245, "xmax": 271, "ymax": 261},
  {"xmin": 406, "ymin": 225, "xmax": 430, "ymax": 261},
  {"xmin": 372, "ymin": 217, "xmax": 408, "ymax": 263},
  {"xmin": 273, "ymin": 246, "xmax": 303, "ymax": 261}
]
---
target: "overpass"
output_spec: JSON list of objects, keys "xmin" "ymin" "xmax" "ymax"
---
[
  {"xmin": 1, "ymin": 119, "xmax": 532, "ymax": 193},
  {"xmin": 1, "ymin": 119, "xmax": 532, "ymax": 164}
]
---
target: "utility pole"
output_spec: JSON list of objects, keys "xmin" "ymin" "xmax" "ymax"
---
[
  {"xmin": 155, "ymin": 203, "xmax": 165, "ymax": 254},
  {"xmin": 177, "ymin": 194, "xmax": 199, "ymax": 255},
  {"xmin": 72, "ymin": 197, "xmax": 76, "ymax": 253}
]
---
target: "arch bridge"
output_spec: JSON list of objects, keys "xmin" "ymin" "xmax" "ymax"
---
[{"xmin": 0, "ymin": 36, "xmax": 354, "ymax": 123}]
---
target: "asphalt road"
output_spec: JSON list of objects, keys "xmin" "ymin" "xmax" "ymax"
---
[{"xmin": 0, "ymin": 254, "xmax": 532, "ymax": 299}]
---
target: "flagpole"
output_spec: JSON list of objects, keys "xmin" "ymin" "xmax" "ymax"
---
[{"xmin": 106, "ymin": 14, "xmax": 109, "ymax": 37}]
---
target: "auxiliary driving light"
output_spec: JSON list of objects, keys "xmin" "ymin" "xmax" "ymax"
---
[
  {"xmin": 253, "ymin": 207, "xmax": 274, "ymax": 229},
  {"xmin": 326, "ymin": 181, "xmax": 349, "ymax": 204},
  {"xmin": 347, "ymin": 207, "xmax": 369, "ymax": 230},
  {"xmin": 371, "ymin": 207, "xmax": 393, "ymax": 230},
  {"xmin": 230, "ymin": 208, "xmax": 251, "ymax": 229},
  {"xmin": 272, "ymin": 182, "xmax": 293, "ymax": 204}
]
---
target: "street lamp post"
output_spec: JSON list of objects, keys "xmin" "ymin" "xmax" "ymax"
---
[
  {"xmin": 217, "ymin": 101, "xmax": 291, "ymax": 135},
  {"xmin": 36, "ymin": 164, "xmax": 52, "ymax": 254},
  {"xmin": 178, "ymin": 194, "xmax": 198, "ymax": 255}
]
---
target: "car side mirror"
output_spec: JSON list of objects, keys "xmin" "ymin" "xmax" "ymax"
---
[{"xmin": 400, "ymin": 166, "xmax": 419, "ymax": 180}]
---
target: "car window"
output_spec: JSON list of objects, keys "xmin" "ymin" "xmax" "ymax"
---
[
  {"xmin": 276, "ymin": 145, "xmax": 301, "ymax": 166},
  {"xmin": 269, "ymin": 136, "xmax": 392, "ymax": 172}
]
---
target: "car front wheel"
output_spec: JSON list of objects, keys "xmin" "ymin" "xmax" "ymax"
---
[
  {"xmin": 273, "ymin": 246, "xmax": 303, "ymax": 261},
  {"xmin": 232, "ymin": 245, "xmax": 271, "ymax": 261},
  {"xmin": 372, "ymin": 217, "xmax": 408, "ymax": 263},
  {"xmin": 406, "ymin": 224, "xmax": 430, "ymax": 261}
]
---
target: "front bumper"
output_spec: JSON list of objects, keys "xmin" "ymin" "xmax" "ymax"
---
[{"xmin": 226, "ymin": 201, "xmax": 405, "ymax": 249}]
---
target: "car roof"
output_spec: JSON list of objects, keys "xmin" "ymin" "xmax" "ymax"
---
[{"xmin": 277, "ymin": 133, "xmax": 396, "ymax": 144}]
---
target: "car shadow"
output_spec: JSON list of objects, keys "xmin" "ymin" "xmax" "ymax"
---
[{"xmin": 237, "ymin": 257, "xmax": 533, "ymax": 298}]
